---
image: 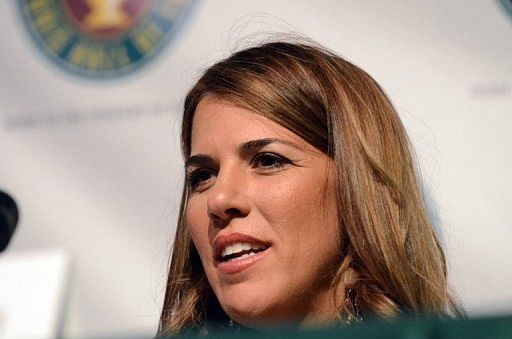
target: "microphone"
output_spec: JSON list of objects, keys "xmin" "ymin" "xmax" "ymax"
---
[{"xmin": 0, "ymin": 191, "xmax": 19, "ymax": 252}]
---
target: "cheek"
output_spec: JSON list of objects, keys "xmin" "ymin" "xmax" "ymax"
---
[
  {"xmin": 262, "ymin": 172, "xmax": 340, "ymax": 259},
  {"xmin": 186, "ymin": 198, "xmax": 211, "ymax": 262},
  {"xmin": 260, "ymin": 173, "xmax": 336, "ymax": 231},
  {"xmin": 186, "ymin": 198, "xmax": 226, "ymax": 298}
]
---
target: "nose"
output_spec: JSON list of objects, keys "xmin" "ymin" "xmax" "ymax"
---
[{"xmin": 206, "ymin": 167, "xmax": 250, "ymax": 226}]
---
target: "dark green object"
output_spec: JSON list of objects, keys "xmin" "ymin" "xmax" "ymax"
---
[{"xmin": 166, "ymin": 315, "xmax": 512, "ymax": 339}]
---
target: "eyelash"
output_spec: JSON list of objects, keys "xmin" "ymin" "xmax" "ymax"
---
[
  {"xmin": 186, "ymin": 168, "xmax": 216, "ymax": 190},
  {"xmin": 186, "ymin": 153, "xmax": 290, "ymax": 191},
  {"xmin": 250, "ymin": 152, "xmax": 289, "ymax": 170}
]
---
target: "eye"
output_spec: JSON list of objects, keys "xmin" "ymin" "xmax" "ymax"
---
[
  {"xmin": 251, "ymin": 152, "xmax": 290, "ymax": 170},
  {"xmin": 186, "ymin": 168, "xmax": 216, "ymax": 190}
]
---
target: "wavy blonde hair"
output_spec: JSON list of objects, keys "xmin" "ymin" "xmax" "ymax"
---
[{"xmin": 158, "ymin": 41, "xmax": 462, "ymax": 335}]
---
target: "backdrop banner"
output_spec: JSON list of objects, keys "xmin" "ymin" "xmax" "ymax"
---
[{"xmin": 0, "ymin": 0, "xmax": 511, "ymax": 337}]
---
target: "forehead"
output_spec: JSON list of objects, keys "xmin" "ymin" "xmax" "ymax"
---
[{"xmin": 190, "ymin": 97, "xmax": 311, "ymax": 153}]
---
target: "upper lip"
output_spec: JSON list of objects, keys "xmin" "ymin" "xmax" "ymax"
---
[{"xmin": 213, "ymin": 232, "xmax": 271, "ymax": 259}]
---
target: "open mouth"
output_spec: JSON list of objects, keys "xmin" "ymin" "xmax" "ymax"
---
[{"xmin": 217, "ymin": 242, "xmax": 270, "ymax": 262}]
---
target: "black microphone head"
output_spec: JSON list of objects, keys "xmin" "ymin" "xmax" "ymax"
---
[{"xmin": 0, "ymin": 190, "xmax": 19, "ymax": 252}]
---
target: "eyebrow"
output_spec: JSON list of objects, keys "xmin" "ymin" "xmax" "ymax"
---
[
  {"xmin": 238, "ymin": 138, "xmax": 301, "ymax": 154},
  {"xmin": 185, "ymin": 138, "xmax": 301, "ymax": 169},
  {"xmin": 185, "ymin": 154, "xmax": 213, "ymax": 169}
]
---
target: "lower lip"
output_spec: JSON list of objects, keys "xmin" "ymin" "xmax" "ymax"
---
[{"xmin": 216, "ymin": 248, "xmax": 270, "ymax": 274}]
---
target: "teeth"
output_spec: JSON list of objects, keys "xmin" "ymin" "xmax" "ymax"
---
[{"xmin": 221, "ymin": 242, "xmax": 266, "ymax": 258}]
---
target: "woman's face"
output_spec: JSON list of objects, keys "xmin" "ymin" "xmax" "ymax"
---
[{"xmin": 186, "ymin": 97, "xmax": 341, "ymax": 327}]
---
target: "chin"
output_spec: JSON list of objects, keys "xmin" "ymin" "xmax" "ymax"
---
[
  {"xmin": 217, "ymin": 288, "xmax": 277, "ymax": 327},
  {"xmin": 220, "ymin": 292, "xmax": 263, "ymax": 323},
  {"xmin": 218, "ymin": 290, "xmax": 298, "ymax": 328}
]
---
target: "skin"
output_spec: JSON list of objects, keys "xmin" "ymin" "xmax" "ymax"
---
[{"xmin": 186, "ymin": 96, "xmax": 342, "ymax": 328}]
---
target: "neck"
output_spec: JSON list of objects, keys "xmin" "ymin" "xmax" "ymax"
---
[{"xmin": 298, "ymin": 286, "xmax": 343, "ymax": 328}]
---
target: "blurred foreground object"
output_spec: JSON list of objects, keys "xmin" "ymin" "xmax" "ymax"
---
[
  {"xmin": 0, "ymin": 249, "xmax": 71, "ymax": 339},
  {"xmin": 177, "ymin": 315, "xmax": 512, "ymax": 339},
  {"xmin": 0, "ymin": 191, "xmax": 18, "ymax": 252}
]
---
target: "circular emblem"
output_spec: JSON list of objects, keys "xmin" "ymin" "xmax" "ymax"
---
[{"xmin": 19, "ymin": 0, "xmax": 195, "ymax": 78}]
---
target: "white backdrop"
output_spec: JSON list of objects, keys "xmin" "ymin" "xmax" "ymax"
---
[{"xmin": 1, "ymin": 0, "xmax": 511, "ymax": 337}]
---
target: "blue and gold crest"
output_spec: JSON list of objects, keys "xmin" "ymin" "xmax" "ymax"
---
[{"xmin": 20, "ymin": 0, "xmax": 195, "ymax": 78}]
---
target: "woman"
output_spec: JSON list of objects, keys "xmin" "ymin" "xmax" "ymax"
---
[{"xmin": 158, "ymin": 40, "xmax": 462, "ymax": 335}]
